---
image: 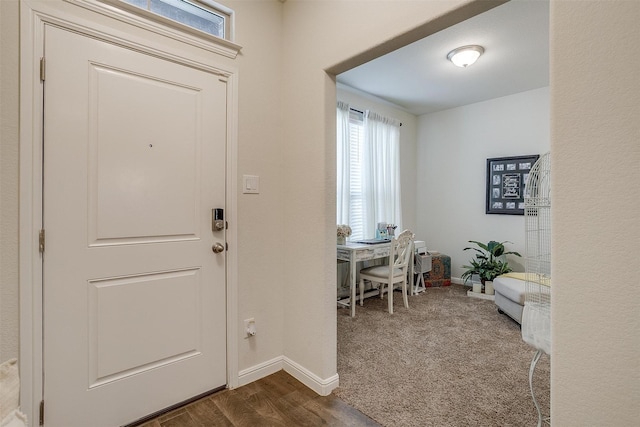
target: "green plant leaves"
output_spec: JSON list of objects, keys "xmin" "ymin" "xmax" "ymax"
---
[{"xmin": 461, "ymin": 240, "xmax": 522, "ymax": 282}]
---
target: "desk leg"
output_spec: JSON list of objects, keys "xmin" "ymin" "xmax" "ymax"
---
[
  {"xmin": 350, "ymin": 255, "xmax": 357, "ymax": 317},
  {"xmin": 415, "ymin": 273, "xmax": 425, "ymax": 293},
  {"xmin": 410, "ymin": 252, "xmax": 415, "ymax": 295}
]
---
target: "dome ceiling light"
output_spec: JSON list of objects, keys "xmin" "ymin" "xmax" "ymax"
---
[{"xmin": 447, "ymin": 45, "xmax": 485, "ymax": 68}]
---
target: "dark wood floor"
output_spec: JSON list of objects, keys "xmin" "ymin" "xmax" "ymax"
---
[{"xmin": 138, "ymin": 370, "xmax": 380, "ymax": 427}]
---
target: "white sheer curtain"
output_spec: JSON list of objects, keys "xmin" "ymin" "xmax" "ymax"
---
[
  {"xmin": 362, "ymin": 111, "xmax": 402, "ymax": 238},
  {"xmin": 336, "ymin": 101, "xmax": 351, "ymax": 226},
  {"xmin": 337, "ymin": 103, "xmax": 402, "ymax": 241}
]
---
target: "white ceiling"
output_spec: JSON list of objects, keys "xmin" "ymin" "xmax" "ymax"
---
[{"xmin": 336, "ymin": 0, "xmax": 549, "ymax": 116}]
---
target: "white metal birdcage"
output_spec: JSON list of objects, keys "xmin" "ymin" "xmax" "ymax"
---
[
  {"xmin": 522, "ymin": 152, "xmax": 551, "ymax": 427},
  {"xmin": 522, "ymin": 152, "xmax": 551, "ymax": 353}
]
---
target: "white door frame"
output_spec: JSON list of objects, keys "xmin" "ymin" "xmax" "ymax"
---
[{"xmin": 19, "ymin": 1, "xmax": 240, "ymax": 423}]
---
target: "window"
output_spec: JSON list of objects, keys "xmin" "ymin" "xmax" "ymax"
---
[
  {"xmin": 71, "ymin": 0, "xmax": 240, "ymax": 57},
  {"xmin": 346, "ymin": 109, "xmax": 365, "ymax": 240},
  {"xmin": 337, "ymin": 103, "xmax": 402, "ymax": 241},
  {"xmin": 121, "ymin": 0, "xmax": 230, "ymax": 39}
]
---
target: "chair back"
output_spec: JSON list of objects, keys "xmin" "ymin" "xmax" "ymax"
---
[
  {"xmin": 355, "ymin": 229, "xmax": 415, "ymax": 316},
  {"xmin": 392, "ymin": 229, "xmax": 415, "ymax": 271}
]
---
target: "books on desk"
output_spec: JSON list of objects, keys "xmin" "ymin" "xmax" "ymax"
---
[{"xmin": 355, "ymin": 239, "xmax": 391, "ymax": 244}]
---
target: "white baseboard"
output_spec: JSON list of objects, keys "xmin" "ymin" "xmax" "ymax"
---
[
  {"xmin": 283, "ymin": 357, "xmax": 339, "ymax": 396},
  {"xmin": 237, "ymin": 356, "xmax": 283, "ymax": 388},
  {"xmin": 451, "ymin": 276, "xmax": 465, "ymax": 285},
  {"xmin": 236, "ymin": 356, "xmax": 340, "ymax": 396}
]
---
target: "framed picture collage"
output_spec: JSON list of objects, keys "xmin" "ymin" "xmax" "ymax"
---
[{"xmin": 486, "ymin": 154, "xmax": 540, "ymax": 215}]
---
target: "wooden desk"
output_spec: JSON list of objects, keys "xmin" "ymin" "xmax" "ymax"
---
[{"xmin": 337, "ymin": 242, "xmax": 414, "ymax": 316}]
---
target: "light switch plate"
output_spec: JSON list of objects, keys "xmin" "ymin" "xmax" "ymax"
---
[{"xmin": 243, "ymin": 175, "xmax": 259, "ymax": 194}]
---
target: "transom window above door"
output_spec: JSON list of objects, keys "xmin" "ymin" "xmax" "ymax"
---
[
  {"xmin": 68, "ymin": 0, "xmax": 241, "ymax": 57},
  {"xmin": 120, "ymin": 0, "xmax": 230, "ymax": 39}
]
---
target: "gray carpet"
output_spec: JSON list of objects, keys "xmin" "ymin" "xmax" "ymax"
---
[{"xmin": 335, "ymin": 284, "xmax": 550, "ymax": 427}]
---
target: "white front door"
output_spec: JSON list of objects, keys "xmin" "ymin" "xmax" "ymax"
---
[{"xmin": 42, "ymin": 25, "xmax": 228, "ymax": 427}]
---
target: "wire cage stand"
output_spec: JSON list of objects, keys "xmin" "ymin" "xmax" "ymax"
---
[{"xmin": 522, "ymin": 152, "xmax": 551, "ymax": 426}]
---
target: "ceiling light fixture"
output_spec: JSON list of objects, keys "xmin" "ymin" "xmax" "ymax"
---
[{"xmin": 447, "ymin": 45, "xmax": 485, "ymax": 68}]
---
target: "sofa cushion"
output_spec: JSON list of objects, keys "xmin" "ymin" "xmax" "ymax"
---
[{"xmin": 493, "ymin": 276, "xmax": 526, "ymax": 305}]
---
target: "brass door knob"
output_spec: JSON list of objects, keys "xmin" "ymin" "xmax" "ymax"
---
[{"xmin": 212, "ymin": 242, "xmax": 225, "ymax": 253}]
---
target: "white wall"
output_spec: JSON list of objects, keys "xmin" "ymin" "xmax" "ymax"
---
[
  {"xmin": 0, "ymin": 0, "xmax": 20, "ymax": 363},
  {"xmin": 416, "ymin": 87, "xmax": 550, "ymax": 280},
  {"xmin": 227, "ymin": 0, "xmax": 286, "ymax": 379},
  {"xmin": 280, "ymin": 0, "xmax": 485, "ymax": 382},
  {"xmin": 337, "ymin": 84, "xmax": 418, "ymax": 233},
  {"xmin": 551, "ymin": 2, "xmax": 640, "ymax": 424}
]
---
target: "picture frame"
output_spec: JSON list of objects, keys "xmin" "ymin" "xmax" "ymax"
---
[{"xmin": 486, "ymin": 154, "xmax": 540, "ymax": 215}]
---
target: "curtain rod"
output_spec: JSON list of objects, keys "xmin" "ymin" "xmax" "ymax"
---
[{"xmin": 349, "ymin": 107, "xmax": 403, "ymax": 126}]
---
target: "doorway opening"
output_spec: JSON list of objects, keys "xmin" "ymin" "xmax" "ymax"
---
[{"xmin": 332, "ymin": 1, "xmax": 550, "ymax": 424}]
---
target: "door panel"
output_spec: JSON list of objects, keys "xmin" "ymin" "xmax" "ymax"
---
[
  {"xmin": 87, "ymin": 268, "xmax": 201, "ymax": 388},
  {"xmin": 43, "ymin": 25, "xmax": 227, "ymax": 427},
  {"xmin": 89, "ymin": 64, "xmax": 200, "ymax": 243}
]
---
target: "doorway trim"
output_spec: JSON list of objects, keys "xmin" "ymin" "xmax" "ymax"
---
[{"xmin": 19, "ymin": 1, "xmax": 239, "ymax": 423}]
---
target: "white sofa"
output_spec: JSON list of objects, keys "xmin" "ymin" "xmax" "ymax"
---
[{"xmin": 493, "ymin": 274, "xmax": 527, "ymax": 324}]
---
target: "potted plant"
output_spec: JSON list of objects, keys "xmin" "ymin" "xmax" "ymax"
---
[
  {"xmin": 337, "ymin": 225, "xmax": 352, "ymax": 245},
  {"xmin": 461, "ymin": 240, "xmax": 521, "ymax": 294}
]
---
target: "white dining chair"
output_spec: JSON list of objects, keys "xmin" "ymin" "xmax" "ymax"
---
[{"xmin": 357, "ymin": 229, "xmax": 415, "ymax": 315}]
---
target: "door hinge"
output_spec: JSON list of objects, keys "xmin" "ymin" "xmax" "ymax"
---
[
  {"xmin": 39, "ymin": 400, "xmax": 44, "ymax": 425},
  {"xmin": 40, "ymin": 57, "xmax": 46, "ymax": 82},
  {"xmin": 39, "ymin": 229, "xmax": 45, "ymax": 253}
]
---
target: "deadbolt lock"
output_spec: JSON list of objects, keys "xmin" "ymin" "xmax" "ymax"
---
[{"xmin": 212, "ymin": 208, "xmax": 224, "ymax": 231}]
